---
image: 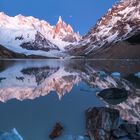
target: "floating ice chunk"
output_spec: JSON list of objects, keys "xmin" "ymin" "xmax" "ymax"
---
[
  {"xmin": 111, "ymin": 72, "xmax": 121, "ymax": 78},
  {"xmin": 0, "ymin": 128, "xmax": 23, "ymax": 140},
  {"xmin": 135, "ymin": 72, "xmax": 140, "ymax": 78},
  {"xmin": 57, "ymin": 135, "xmax": 89, "ymax": 140},
  {"xmin": 76, "ymin": 135, "xmax": 86, "ymax": 140}
]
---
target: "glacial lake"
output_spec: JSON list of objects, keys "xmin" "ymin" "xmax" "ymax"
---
[{"xmin": 0, "ymin": 59, "xmax": 140, "ymax": 140}]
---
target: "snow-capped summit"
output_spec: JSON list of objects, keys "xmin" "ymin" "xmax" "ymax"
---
[
  {"xmin": 0, "ymin": 12, "xmax": 81, "ymax": 58},
  {"xmin": 54, "ymin": 16, "xmax": 74, "ymax": 38},
  {"xmin": 67, "ymin": 0, "xmax": 140, "ymax": 59}
]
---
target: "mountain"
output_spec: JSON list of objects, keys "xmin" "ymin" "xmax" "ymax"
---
[
  {"xmin": 0, "ymin": 12, "xmax": 80, "ymax": 58},
  {"xmin": 0, "ymin": 0, "xmax": 140, "ymax": 59},
  {"xmin": 67, "ymin": 0, "xmax": 140, "ymax": 59}
]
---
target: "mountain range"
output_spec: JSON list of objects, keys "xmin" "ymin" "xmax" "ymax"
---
[{"xmin": 0, "ymin": 0, "xmax": 140, "ymax": 59}]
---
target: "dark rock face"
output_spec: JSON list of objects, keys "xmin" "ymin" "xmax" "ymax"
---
[
  {"xmin": 62, "ymin": 34, "xmax": 77, "ymax": 43},
  {"xmin": 20, "ymin": 32, "xmax": 60, "ymax": 52},
  {"xmin": 49, "ymin": 123, "xmax": 63, "ymax": 139},
  {"xmin": 127, "ymin": 33, "xmax": 140, "ymax": 44},
  {"xmin": 86, "ymin": 107, "xmax": 140, "ymax": 140},
  {"xmin": 15, "ymin": 36, "xmax": 24, "ymax": 40},
  {"xmin": 87, "ymin": 41, "xmax": 140, "ymax": 59},
  {"xmin": 0, "ymin": 44, "xmax": 26, "ymax": 58},
  {"xmin": 16, "ymin": 76, "xmax": 24, "ymax": 82},
  {"xmin": 97, "ymin": 88, "xmax": 128, "ymax": 105}
]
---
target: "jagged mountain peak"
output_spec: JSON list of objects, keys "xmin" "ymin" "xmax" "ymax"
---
[
  {"xmin": 0, "ymin": 12, "xmax": 81, "ymax": 56},
  {"xmin": 58, "ymin": 16, "xmax": 63, "ymax": 23},
  {"xmin": 0, "ymin": 12, "xmax": 79, "ymax": 37},
  {"xmin": 54, "ymin": 16, "xmax": 74, "ymax": 36}
]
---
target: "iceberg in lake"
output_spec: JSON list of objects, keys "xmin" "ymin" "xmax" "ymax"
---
[
  {"xmin": 135, "ymin": 72, "xmax": 140, "ymax": 78},
  {"xmin": 111, "ymin": 72, "xmax": 121, "ymax": 78},
  {"xmin": 0, "ymin": 128, "xmax": 23, "ymax": 140},
  {"xmin": 57, "ymin": 135, "xmax": 88, "ymax": 140}
]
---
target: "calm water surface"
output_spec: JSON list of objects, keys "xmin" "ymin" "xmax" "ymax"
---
[{"xmin": 0, "ymin": 59, "xmax": 140, "ymax": 140}]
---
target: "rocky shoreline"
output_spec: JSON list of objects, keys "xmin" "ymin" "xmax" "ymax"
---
[
  {"xmin": 86, "ymin": 107, "xmax": 140, "ymax": 140},
  {"xmin": 0, "ymin": 84, "xmax": 139, "ymax": 140}
]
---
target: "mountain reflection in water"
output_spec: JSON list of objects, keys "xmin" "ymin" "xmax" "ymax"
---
[{"xmin": 0, "ymin": 59, "xmax": 140, "ymax": 140}]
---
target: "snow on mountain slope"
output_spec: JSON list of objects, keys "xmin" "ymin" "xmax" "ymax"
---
[
  {"xmin": 66, "ymin": 0, "xmax": 140, "ymax": 58},
  {"xmin": 0, "ymin": 12, "xmax": 80, "ymax": 57}
]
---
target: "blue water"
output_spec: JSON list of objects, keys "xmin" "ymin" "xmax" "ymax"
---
[
  {"xmin": 0, "ymin": 59, "xmax": 139, "ymax": 140},
  {"xmin": 0, "ymin": 83, "xmax": 104, "ymax": 140}
]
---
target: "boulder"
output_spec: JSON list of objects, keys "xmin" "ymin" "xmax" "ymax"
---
[
  {"xmin": 85, "ymin": 107, "xmax": 140, "ymax": 140},
  {"xmin": 111, "ymin": 72, "xmax": 121, "ymax": 78},
  {"xmin": 97, "ymin": 88, "xmax": 128, "ymax": 105},
  {"xmin": 49, "ymin": 123, "xmax": 63, "ymax": 139},
  {"xmin": 86, "ymin": 107, "xmax": 120, "ymax": 140},
  {"xmin": 0, "ymin": 128, "xmax": 23, "ymax": 140}
]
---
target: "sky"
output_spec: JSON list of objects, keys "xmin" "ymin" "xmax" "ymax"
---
[{"xmin": 0, "ymin": 0, "xmax": 117, "ymax": 35}]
